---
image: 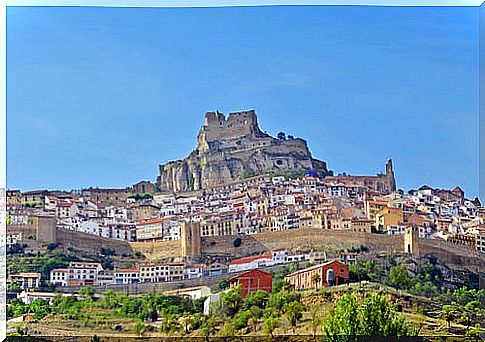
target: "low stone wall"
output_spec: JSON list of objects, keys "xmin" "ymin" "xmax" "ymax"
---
[
  {"xmin": 130, "ymin": 240, "xmax": 181, "ymax": 261},
  {"xmin": 56, "ymin": 228, "xmax": 134, "ymax": 256}
]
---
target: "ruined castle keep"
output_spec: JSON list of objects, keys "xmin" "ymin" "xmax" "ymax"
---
[{"xmin": 156, "ymin": 110, "xmax": 330, "ymax": 192}]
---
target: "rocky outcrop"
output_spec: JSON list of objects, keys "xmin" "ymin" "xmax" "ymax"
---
[{"xmin": 156, "ymin": 110, "xmax": 331, "ymax": 192}]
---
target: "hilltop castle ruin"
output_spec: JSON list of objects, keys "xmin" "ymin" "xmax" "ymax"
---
[{"xmin": 156, "ymin": 110, "xmax": 330, "ymax": 192}]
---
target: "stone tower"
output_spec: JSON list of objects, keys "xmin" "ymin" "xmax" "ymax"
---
[
  {"xmin": 404, "ymin": 226, "xmax": 420, "ymax": 256},
  {"xmin": 181, "ymin": 221, "xmax": 201, "ymax": 259},
  {"xmin": 35, "ymin": 215, "xmax": 57, "ymax": 244},
  {"xmin": 386, "ymin": 159, "xmax": 396, "ymax": 192}
]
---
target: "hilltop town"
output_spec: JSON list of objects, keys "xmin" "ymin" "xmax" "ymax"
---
[{"xmin": 4, "ymin": 111, "xmax": 485, "ymax": 338}]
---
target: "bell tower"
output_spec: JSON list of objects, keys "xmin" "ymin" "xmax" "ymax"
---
[{"xmin": 386, "ymin": 159, "xmax": 396, "ymax": 192}]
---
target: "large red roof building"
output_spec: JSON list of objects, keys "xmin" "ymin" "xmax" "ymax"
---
[{"xmin": 229, "ymin": 269, "xmax": 273, "ymax": 297}]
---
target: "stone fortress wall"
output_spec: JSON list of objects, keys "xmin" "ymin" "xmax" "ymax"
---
[
  {"xmin": 135, "ymin": 226, "xmax": 485, "ymax": 272},
  {"xmin": 202, "ymin": 110, "xmax": 261, "ymax": 142}
]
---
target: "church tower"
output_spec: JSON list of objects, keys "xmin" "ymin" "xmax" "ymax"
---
[{"xmin": 386, "ymin": 159, "xmax": 396, "ymax": 192}]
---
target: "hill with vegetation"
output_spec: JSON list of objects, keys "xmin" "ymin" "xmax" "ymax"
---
[{"xmin": 7, "ymin": 260, "xmax": 485, "ymax": 340}]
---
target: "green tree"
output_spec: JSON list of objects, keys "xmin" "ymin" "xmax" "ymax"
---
[
  {"xmin": 133, "ymin": 320, "xmax": 146, "ymax": 336},
  {"xmin": 419, "ymin": 262, "xmax": 443, "ymax": 286},
  {"xmin": 159, "ymin": 316, "xmax": 180, "ymax": 335},
  {"xmin": 323, "ymin": 293, "xmax": 411, "ymax": 341},
  {"xmin": 358, "ymin": 293, "xmax": 409, "ymax": 336},
  {"xmin": 217, "ymin": 321, "xmax": 237, "ymax": 337},
  {"xmin": 272, "ymin": 279, "xmax": 290, "ymax": 293},
  {"xmin": 465, "ymin": 324, "xmax": 482, "ymax": 338},
  {"xmin": 284, "ymin": 301, "xmax": 303, "ymax": 333},
  {"xmin": 464, "ymin": 300, "xmax": 480, "ymax": 313},
  {"xmin": 268, "ymin": 290, "xmax": 298, "ymax": 314},
  {"xmin": 247, "ymin": 305, "xmax": 263, "ymax": 332},
  {"xmin": 79, "ymin": 286, "xmax": 95, "ymax": 304},
  {"xmin": 411, "ymin": 281, "xmax": 438, "ymax": 297},
  {"xmin": 349, "ymin": 260, "xmax": 379, "ymax": 282},
  {"xmin": 389, "ymin": 265, "xmax": 411, "ymax": 290},
  {"xmin": 178, "ymin": 314, "xmax": 198, "ymax": 334},
  {"xmin": 263, "ymin": 315, "xmax": 280, "ymax": 338},
  {"xmin": 28, "ymin": 299, "xmax": 51, "ymax": 320},
  {"xmin": 218, "ymin": 278, "xmax": 230, "ymax": 291},
  {"xmin": 8, "ymin": 298, "xmax": 28, "ymax": 319},
  {"xmin": 7, "ymin": 281, "xmax": 23, "ymax": 293},
  {"xmin": 244, "ymin": 290, "xmax": 269, "ymax": 309},
  {"xmin": 441, "ymin": 303, "xmax": 459, "ymax": 328},
  {"xmin": 233, "ymin": 309, "xmax": 251, "ymax": 330},
  {"xmin": 323, "ymin": 293, "xmax": 359, "ymax": 340},
  {"xmin": 200, "ymin": 316, "xmax": 220, "ymax": 341},
  {"xmin": 220, "ymin": 285, "xmax": 243, "ymax": 318},
  {"xmin": 309, "ymin": 305, "xmax": 323, "ymax": 339}
]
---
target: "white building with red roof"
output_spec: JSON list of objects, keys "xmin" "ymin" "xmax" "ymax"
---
[
  {"xmin": 228, "ymin": 253, "xmax": 274, "ymax": 273},
  {"xmin": 136, "ymin": 216, "xmax": 181, "ymax": 242}
]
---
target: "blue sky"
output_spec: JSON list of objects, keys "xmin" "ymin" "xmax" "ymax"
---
[{"xmin": 7, "ymin": 5, "xmax": 479, "ymax": 197}]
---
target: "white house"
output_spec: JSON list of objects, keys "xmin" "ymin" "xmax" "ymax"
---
[
  {"xmin": 272, "ymin": 249, "xmax": 288, "ymax": 263},
  {"xmin": 114, "ymin": 268, "xmax": 140, "ymax": 284},
  {"xmin": 204, "ymin": 293, "xmax": 221, "ymax": 316},
  {"xmin": 286, "ymin": 253, "xmax": 310, "ymax": 263},
  {"xmin": 139, "ymin": 263, "xmax": 184, "ymax": 283},
  {"xmin": 55, "ymin": 201, "xmax": 78, "ymax": 218},
  {"xmin": 386, "ymin": 225, "xmax": 406, "ymax": 236},
  {"xmin": 50, "ymin": 262, "xmax": 104, "ymax": 287},
  {"xmin": 184, "ymin": 264, "xmax": 204, "ymax": 280},
  {"xmin": 97, "ymin": 270, "xmax": 115, "ymax": 286},
  {"xmin": 163, "ymin": 286, "xmax": 211, "ymax": 300},
  {"xmin": 17, "ymin": 291, "xmax": 70, "ymax": 305},
  {"xmin": 50, "ymin": 268, "xmax": 68, "ymax": 287}
]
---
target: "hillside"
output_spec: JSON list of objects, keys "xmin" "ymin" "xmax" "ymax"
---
[{"xmin": 8, "ymin": 282, "xmax": 484, "ymax": 339}]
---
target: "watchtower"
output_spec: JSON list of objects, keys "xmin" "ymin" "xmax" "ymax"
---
[
  {"xmin": 404, "ymin": 226, "xmax": 420, "ymax": 256},
  {"xmin": 181, "ymin": 221, "xmax": 201, "ymax": 259}
]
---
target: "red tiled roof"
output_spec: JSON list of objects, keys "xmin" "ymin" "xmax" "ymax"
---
[
  {"xmin": 229, "ymin": 254, "xmax": 272, "ymax": 265},
  {"xmin": 229, "ymin": 268, "xmax": 272, "ymax": 282},
  {"xmin": 138, "ymin": 217, "xmax": 165, "ymax": 225}
]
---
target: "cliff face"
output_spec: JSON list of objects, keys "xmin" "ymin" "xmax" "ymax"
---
[{"xmin": 156, "ymin": 110, "xmax": 331, "ymax": 192}]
